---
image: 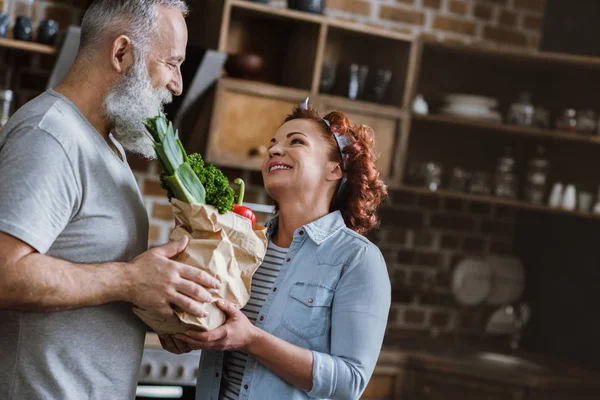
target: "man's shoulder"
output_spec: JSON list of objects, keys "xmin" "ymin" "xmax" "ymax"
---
[{"xmin": 1, "ymin": 91, "xmax": 89, "ymax": 156}]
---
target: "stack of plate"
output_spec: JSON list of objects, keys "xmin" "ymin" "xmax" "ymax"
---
[{"xmin": 440, "ymin": 93, "xmax": 502, "ymax": 122}]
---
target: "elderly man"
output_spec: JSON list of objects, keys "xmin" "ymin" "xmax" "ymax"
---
[{"xmin": 0, "ymin": 0, "xmax": 216, "ymax": 399}]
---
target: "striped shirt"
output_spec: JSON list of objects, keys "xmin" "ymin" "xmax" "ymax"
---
[{"xmin": 219, "ymin": 241, "xmax": 288, "ymax": 400}]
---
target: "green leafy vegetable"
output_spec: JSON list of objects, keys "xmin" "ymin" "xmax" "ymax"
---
[{"xmin": 146, "ymin": 114, "xmax": 234, "ymax": 214}]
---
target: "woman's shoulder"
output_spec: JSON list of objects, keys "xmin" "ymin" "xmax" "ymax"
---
[{"xmin": 321, "ymin": 226, "xmax": 386, "ymax": 267}]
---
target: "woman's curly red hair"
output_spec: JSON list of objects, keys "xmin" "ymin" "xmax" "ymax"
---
[{"xmin": 284, "ymin": 105, "xmax": 388, "ymax": 236}]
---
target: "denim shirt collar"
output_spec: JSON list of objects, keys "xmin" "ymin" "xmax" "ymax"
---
[{"xmin": 265, "ymin": 211, "xmax": 346, "ymax": 245}]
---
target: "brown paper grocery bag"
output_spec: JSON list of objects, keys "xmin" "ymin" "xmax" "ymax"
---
[{"xmin": 134, "ymin": 199, "xmax": 268, "ymax": 334}]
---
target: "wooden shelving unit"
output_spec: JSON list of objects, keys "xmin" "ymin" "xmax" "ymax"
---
[
  {"xmin": 413, "ymin": 114, "xmax": 600, "ymax": 145},
  {"xmin": 398, "ymin": 184, "xmax": 600, "ymax": 220},
  {"xmin": 196, "ymin": 0, "xmax": 600, "ymax": 220},
  {"xmin": 0, "ymin": 37, "xmax": 56, "ymax": 55}
]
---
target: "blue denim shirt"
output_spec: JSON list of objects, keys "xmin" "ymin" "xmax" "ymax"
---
[{"xmin": 195, "ymin": 211, "xmax": 391, "ymax": 400}]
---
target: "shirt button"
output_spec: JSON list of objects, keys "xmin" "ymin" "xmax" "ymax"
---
[
  {"xmin": 259, "ymin": 316, "xmax": 264, "ymax": 321},
  {"xmin": 308, "ymin": 298, "xmax": 314, "ymax": 304},
  {"xmin": 272, "ymin": 287, "xmax": 277, "ymax": 292},
  {"xmin": 299, "ymin": 231, "xmax": 304, "ymax": 236},
  {"xmin": 216, "ymin": 372, "xmax": 220, "ymax": 378},
  {"xmin": 244, "ymin": 385, "xmax": 249, "ymax": 390},
  {"xmin": 286, "ymin": 258, "xmax": 291, "ymax": 262}
]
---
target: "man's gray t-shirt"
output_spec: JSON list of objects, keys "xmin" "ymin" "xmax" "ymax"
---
[{"xmin": 0, "ymin": 90, "xmax": 150, "ymax": 399}]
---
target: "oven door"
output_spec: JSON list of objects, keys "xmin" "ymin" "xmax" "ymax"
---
[{"xmin": 136, "ymin": 384, "xmax": 195, "ymax": 400}]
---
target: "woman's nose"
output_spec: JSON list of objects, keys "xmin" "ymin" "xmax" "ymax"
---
[{"xmin": 268, "ymin": 144, "xmax": 283, "ymax": 157}]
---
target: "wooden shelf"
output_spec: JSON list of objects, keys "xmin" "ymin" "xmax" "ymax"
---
[
  {"xmin": 423, "ymin": 38, "xmax": 600, "ymax": 69},
  {"xmin": 413, "ymin": 113, "xmax": 600, "ymax": 146},
  {"xmin": 228, "ymin": 0, "xmax": 413, "ymax": 42},
  {"xmin": 396, "ymin": 184, "xmax": 600, "ymax": 220},
  {"xmin": 318, "ymin": 94, "xmax": 406, "ymax": 118},
  {"xmin": 0, "ymin": 37, "xmax": 57, "ymax": 55}
]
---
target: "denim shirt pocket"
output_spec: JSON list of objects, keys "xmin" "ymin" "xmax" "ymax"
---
[{"xmin": 281, "ymin": 282, "xmax": 335, "ymax": 339}]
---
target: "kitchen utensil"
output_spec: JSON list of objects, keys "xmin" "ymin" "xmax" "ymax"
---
[
  {"xmin": 0, "ymin": 12, "xmax": 8, "ymax": 38},
  {"xmin": 469, "ymin": 171, "xmax": 492, "ymax": 196},
  {"xmin": 556, "ymin": 108, "xmax": 577, "ymax": 132},
  {"xmin": 319, "ymin": 63, "xmax": 336, "ymax": 94},
  {"xmin": 413, "ymin": 94, "xmax": 429, "ymax": 115},
  {"xmin": 348, "ymin": 64, "xmax": 368, "ymax": 100},
  {"xmin": 440, "ymin": 105, "xmax": 503, "ymax": 122},
  {"xmin": 548, "ymin": 182, "xmax": 563, "ymax": 208},
  {"xmin": 507, "ymin": 92, "xmax": 534, "ymax": 127},
  {"xmin": 0, "ymin": 89, "xmax": 13, "ymax": 128},
  {"xmin": 485, "ymin": 304, "xmax": 531, "ymax": 335},
  {"xmin": 37, "ymin": 19, "xmax": 59, "ymax": 45},
  {"xmin": 224, "ymin": 53, "xmax": 264, "ymax": 79},
  {"xmin": 524, "ymin": 145, "xmax": 549, "ymax": 205},
  {"xmin": 448, "ymin": 167, "xmax": 470, "ymax": 192},
  {"xmin": 369, "ymin": 69, "xmax": 392, "ymax": 103},
  {"xmin": 578, "ymin": 191, "xmax": 593, "ymax": 212},
  {"xmin": 561, "ymin": 184, "xmax": 576, "ymax": 210},
  {"xmin": 485, "ymin": 256, "xmax": 525, "ymax": 306},
  {"xmin": 577, "ymin": 110, "xmax": 597, "ymax": 134},
  {"xmin": 494, "ymin": 146, "xmax": 517, "ymax": 199},
  {"xmin": 14, "ymin": 16, "xmax": 32, "ymax": 41},
  {"xmin": 452, "ymin": 257, "xmax": 492, "ymax": 306},
  {"xmin": 288, "ymin": 0, "xmax": 326, "ymax": 14}
]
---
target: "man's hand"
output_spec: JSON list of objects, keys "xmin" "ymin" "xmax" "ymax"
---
[
  {"xmin": 158, "ymin": 334, "xmax": 192, "ymax": 354},
  {"xmin": 175, "ymin": 300, "xmax": 260, "ymax": 352},
  {"xmin": 126, "ymin": 236, "xmax": 221, "ymax": 318}
]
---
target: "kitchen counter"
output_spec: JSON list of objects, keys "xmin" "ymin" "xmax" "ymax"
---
[{"xmin": 375, "ymin": 346, "xmax": 600, "ymax": 391}]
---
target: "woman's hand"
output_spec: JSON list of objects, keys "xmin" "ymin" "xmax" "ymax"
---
[{"xmin": 175, "ymin": 300, "xmax": 261, "ymax": 352}]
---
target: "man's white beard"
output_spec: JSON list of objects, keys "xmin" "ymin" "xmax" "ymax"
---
[{"xmin": 104, "ymin": 56, "xmax": 173, "ymax": 159}]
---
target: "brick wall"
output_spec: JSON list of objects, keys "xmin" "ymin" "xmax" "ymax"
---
[
  {"xmin": 272, "ymin": 0, "xmax": 546, "ymax": 49},
  {"xmin": 375, "ymin": 188, "xmax": 516, "ymax": 343}
]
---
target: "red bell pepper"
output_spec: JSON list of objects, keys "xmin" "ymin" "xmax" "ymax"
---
[{"xmin": 233, "ymin": 178, "xmax": 256, "ymax": 226}]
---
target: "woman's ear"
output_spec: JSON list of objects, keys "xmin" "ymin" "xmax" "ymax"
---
[{"xmin": 326, "ymin": 162, "xmax": 344, "ymax": 182}]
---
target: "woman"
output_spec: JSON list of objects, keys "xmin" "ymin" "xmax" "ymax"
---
[{"xmin": 175, "ymin": 100, "xmax": 391, "ymax": 400}]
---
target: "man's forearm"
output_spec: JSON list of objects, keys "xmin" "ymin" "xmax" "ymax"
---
[{"xmin": 0, "ymin": 253, "xmax": 131, "ymax": 312}]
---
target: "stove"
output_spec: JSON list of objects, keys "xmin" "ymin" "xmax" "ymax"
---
[{"xmin": 136, "ymin": 333, "xmax": 200, "ymax": 399}]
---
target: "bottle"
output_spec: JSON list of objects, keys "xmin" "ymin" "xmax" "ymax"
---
[
  {"xmin": 494, "ymin": 146, "xmax": 517, "ymax": 199},
  {"xmin": 524, "ymin": 146, "xmax": 549, "ymax": 205},
  {"xmin": 0, "ymin": 89, "xmax": 13, "ymax": 128}
]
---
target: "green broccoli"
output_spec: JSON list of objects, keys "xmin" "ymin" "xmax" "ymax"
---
[{"xmin": 188, "ymin": 154, "xmax": 235, "ymax": 214}]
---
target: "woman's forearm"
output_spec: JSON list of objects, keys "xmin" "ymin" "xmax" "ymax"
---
[{"xmin": 247, "ymin": 328, "xmax": 314, "ymax": 392}]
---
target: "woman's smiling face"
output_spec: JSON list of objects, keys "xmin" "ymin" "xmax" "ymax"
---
[{"xmin": 262, "ymin": 118, "xmax": 341, "ymax": 203}]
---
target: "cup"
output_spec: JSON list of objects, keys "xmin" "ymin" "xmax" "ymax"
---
[
  {"xmin": 0, "ymin": 12, "xmax": 9, "ymax": 38},
  {"xmin": 369, "ymin": 69, "xmax": 392, "ymax": 103},
  {"xmin": 319, "ymin": 63, "xmax": 337, "ymax": 94},
  {"xmin": 348, "ymin": 64, "xmax": 368, "ymax": 100},
  {"xmin": 561, "ymin": 184, "xmax": 576, "ymax": 211},
  {"xmin": 548, "ymin": 182, "xmax": 563, "ymax": 208},
  {"xmin": 14, "ymin": 16, "xmax": 33, "ymax": 41},
  {"xmin": 37, "ymin": 19, "xmax": 59, "ymax": 45},
  {"xmin": 578, "ymin": 191, "xmax": 593, "ymax": 213}
]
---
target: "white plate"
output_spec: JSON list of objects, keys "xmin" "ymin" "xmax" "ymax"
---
[
  {"xmin": 485, "ymin": 256, "xmax": 525, "ymax": 305},
  {"xmin": 452, "ymin": 258, "xmax": 493, "ymax": 306},
  {"xmin": 440, "ymin": 108, "xmax": 503, "ymax": 122},
  {"xmin": 443, "ymin": 93, "xmax": 499, "ymax": 109}
]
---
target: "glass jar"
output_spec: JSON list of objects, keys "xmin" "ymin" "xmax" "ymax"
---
[
  {"xmin": 577, "ymin": 110, "xmax": 597, "ymax": 135},
  {"xmin": 469, "ymin": 171, "xmax": 492, "ymax": 196},
  {"xmin": 0, "ymin": 89, "xmax": 13, "ymax": 128},
  {"xmin": 556, "ymin": 109, "xmax": 577, "ymax": 132},
  {"xmin": 494, "ymin": 147, "xmax": 518, "ymax": 199},
  {"xmin": 507, "ymin": 92, "xmax": 534, "ymax": 127},
  {"xmin": 524, "ymin": 145, "xmax": 549, "ymax": 205}
]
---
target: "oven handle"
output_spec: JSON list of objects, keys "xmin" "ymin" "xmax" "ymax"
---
[{"xmin": 136, "ymin": 385, "xmax": 184, "ymax": 398}]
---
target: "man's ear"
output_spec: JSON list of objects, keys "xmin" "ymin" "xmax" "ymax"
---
[
  {"xmin": 110, "ymin": 35, "xmax": 135, "ymax": 74},
  {"xmin": 326, "ymin": 162, "xmax": 344, "ymax": 182}
]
